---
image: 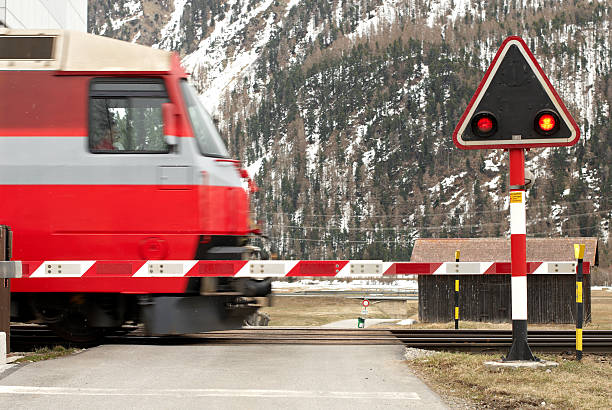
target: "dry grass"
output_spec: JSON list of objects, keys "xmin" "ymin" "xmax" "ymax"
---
[
  {"xmin": 260, "ymin": 296, "xmax": 416, "ymax": 326},
  {"xmin": 13, "ymin": 346, "xmax": 81, "ymax": 363},
  {"xmin": 372, "ymin": 320, "xmax": 514, "ymax": 330},
  {"xmin": 408, "ymin": 352, "xmax": 612, "ymax": 409}
]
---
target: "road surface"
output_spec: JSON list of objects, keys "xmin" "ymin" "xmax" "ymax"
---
[{"xmin": 0, "ymin": 343, "xmax": 447, "ymax": 409}]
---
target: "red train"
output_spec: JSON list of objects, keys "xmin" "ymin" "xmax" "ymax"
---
[{"xmin": 0, "ymin": 29, "xmax": 269, "ymax": 341}]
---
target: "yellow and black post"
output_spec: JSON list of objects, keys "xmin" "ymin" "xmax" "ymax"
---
[
  {"xmin": 574, "ymin": 243, "xmax": 585, "ymax": 361},
  {"xmin": 454, "ymin": 250, "xmax": 460, "ymax": 330}
]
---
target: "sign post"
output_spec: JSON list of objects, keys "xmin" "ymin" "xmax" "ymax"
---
[
  {"xmin": 1, "ymin": 227, "xmax": 12, "ymax": 355},
  {"xmin": 574, "ymin": 243, "xmax": 585, "ymax": 361},
  {"xmin": 454, "ymin": 250, "xmax": 460, "ymax": 330},
  {"xmin": 361, "ymin": 298, "xmax": 370, "ymax": 315},
  {"xmin": 1, "ymin": 226, "xmax": 21, "ymax": 356},
  {"xmin": 453, "ymin": 37, "xmax": 580, "ymax": 361},
  {"xmin": 505, "ymin": 149, "xmax": 535, "ymax": 361},
  {"xmin": 357, "ymin": 299, "xmax": 369, "ymax": 328}
]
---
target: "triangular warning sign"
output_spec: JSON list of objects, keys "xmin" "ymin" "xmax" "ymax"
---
[{"xmin": 453, "ymin": 36, "xmax": 580, "ymax": 150}]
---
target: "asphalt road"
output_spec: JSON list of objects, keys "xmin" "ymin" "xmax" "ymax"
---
[{"xmin": 0, "ymin": 344, "xmax": 447, "ymax": 409}]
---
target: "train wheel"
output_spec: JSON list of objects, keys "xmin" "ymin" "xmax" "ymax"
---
[
  {"xmin": 29, "ymin": 295, "xmax": 103, "ymax": 343},
  {"xmin": 49, "ymin": 309, "xmax": 103, "ymax": 343}
]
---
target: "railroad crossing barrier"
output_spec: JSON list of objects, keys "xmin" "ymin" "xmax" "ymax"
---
[
  {"xmin": 11, "ymin": 260, "xmax": 588, "ymax": 278},
  {"xmin": 6, "ymin": 258, "xmax": 592, "ymax": 337}
]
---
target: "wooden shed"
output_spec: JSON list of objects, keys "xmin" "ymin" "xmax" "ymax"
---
[{"xmin": 412, "ymin": 238, "xmax": 598, "ymax": 324}]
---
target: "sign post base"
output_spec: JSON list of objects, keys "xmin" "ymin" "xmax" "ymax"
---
[{"xmin": 505, "ymin": 320, "xmax": 536, "ymax": 361}]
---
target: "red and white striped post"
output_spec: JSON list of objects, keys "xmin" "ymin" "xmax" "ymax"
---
[{"xmin": 505, "ymin": 148, "xmax": 536, "ymax": 361}]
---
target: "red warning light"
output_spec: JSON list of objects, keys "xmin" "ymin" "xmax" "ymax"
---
[
  {"xmin": 538, "ymin": 114, "xmax": 556, "ymax": 131},
  {"xmin": 477, "ymin": 117, "xmax": 494, "ymax": 133},
  {"xmin": 534, "ymin": 110, "xmax": 560, "ymax": 136},
  {"xmin": 471, "ymin": 112, "xmax": 497, "ymax": 138}
]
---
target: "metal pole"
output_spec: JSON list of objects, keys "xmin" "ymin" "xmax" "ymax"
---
[
  {"xmin": 575, "ymin": 243, "xmax": 585, "ymax": 361},
  {"xmin": 0, "ymin": 226, "xmax": 10, "ymax": 353},
  {"xmin": 505, "ymin": 148, "xmax": 536, "ymax": 361},
  {"xmin": 454, "ymin": 250, "xmax": 460, "ymax": 330}
]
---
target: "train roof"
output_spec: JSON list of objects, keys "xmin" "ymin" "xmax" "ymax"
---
[{"xmin": 0, "ymin": 29, "xmax": 173, "ymax": 72}]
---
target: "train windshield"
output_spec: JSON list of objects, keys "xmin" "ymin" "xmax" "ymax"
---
[{"xmin": 180, "ymin": 80, "xmax": 229, "ymax": 158}]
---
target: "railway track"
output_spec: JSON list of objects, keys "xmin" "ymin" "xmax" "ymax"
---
[
  {"xmin": 272, "ymin": 290, "xmax": 418, "ymax": 300},
  {"xmin": 9, "ymin": 324, "xmax": 612, "ymax": 353}
]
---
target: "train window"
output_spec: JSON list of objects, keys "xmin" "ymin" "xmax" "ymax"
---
[
  {"xmin": 179, "ymin": 80, "xmax": 229, "ymax": 158},
  {"xmin": 0, "ymin": 36, "xmax": 55, "ymax": 59},
  {"xmin": 91, "ymin": 83, "xmax": 166, "ymax": 93},
  {"xmin": 89, "ymin": 79, "xmax": 170, "ymax": 154}
]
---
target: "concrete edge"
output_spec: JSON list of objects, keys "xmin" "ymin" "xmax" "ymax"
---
[
  {"xmin": 484, "ymin": 360, "xmax": 559, "ymax": 370},
  {"xmin": 0, "ymin": 332, "xmax": 5, "ymax": 365}
]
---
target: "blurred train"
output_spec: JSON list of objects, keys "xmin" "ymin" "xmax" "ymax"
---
[{"xmin": 0, "ymin": 29, "xmax": 269, "ymax": 341}]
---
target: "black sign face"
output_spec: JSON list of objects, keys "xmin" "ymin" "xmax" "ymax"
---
[{"xmin": 453, "ymin": 37, "xmax": 579, "ymax": 150}]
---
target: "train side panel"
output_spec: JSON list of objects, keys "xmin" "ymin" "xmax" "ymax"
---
[{"xmin": 0, "ymin": 70, "xmax": 249, "ymax": 263}]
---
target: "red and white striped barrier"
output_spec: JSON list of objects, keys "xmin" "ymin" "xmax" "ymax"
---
[{"xmin": 18, "ymin": 260, "xmax": 590, "ymax": 278}]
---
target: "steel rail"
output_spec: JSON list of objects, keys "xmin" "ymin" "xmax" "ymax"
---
[{"xmin": 9, "ymin": 324, "xmax": 612, "ymax": 353}]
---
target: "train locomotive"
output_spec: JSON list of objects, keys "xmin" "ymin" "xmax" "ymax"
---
[{"xmin": 0, "ymin": 29, "xmax": 270, "ymax": 341}]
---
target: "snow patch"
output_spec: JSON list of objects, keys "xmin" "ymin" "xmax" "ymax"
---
[
  {"xmin": 484, "ymin": 151, "xmax": 501, "ymax": 172},
  {"xmin": 180, "ymin": 0, "xmax": 276, "ymax": 114},
  {"xmin": 107, "ymin": 0, "xmax": 143, "ymax": 31},
  {"xmin": 272, "ymin": 279, "xmax": 418, "ymax": 291},
  {"xmin": 348, "ymin": 0, "xmax": 401, "ymax": 40},
  {"xmin": 285, "ymin": 0, "xmax": 301, "ymax": 17},
  {"xmin": 362, "ymin": 149, "xmax": 376, "ymax": 170},
  {"xmin": 426, "ymin": 0, "xmax": 479, "ymax": 28},
  {"xmin": 247, "ymin": 156, "xmax": 265, "ymax": 177},
  {"xmin": 123, "ymin": 0, "xmax": 141, "ymax": 15},
  {"xmin": 154, "ymin": 0, "xmax": 188, "ymax": 51},
  {"xmin": 429, "ymin": 172, "xmax": 467, "ymax": 194},
  {"xmin": 305, "ymin": 138, "xmax": 320, "ymax": 174}
]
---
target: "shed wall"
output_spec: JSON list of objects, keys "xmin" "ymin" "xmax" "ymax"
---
[{"xmin": 418, "ymin": 275, "xmax": 591, "ymax": 324}]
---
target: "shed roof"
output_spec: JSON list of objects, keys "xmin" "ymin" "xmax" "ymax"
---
[{"xmin": 411, "ymin": 237, "xmax": 598, "ymax": 265}]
